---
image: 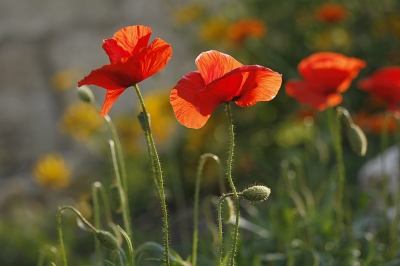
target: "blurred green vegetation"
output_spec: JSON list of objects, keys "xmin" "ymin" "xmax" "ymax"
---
[{"xmin": 1, "ymin": 0, "xmax": 400, "ymax": 265}]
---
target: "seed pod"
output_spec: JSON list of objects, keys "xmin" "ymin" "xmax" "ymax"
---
[
  {"xmin": 77, "ymin": 85, "xmax": 95, "ymax": 103},
  {"xmin": 347, "ymin": 124, "xmax": 367, "ymax": 156},
  {"xmin": 96, "ymin": 230, "xmax": 120, "ymax": 250},
  {"xmin": 110, "ymin": 184, "xmax": 123, "ymax": 213},
  {"xmin": 221, "ymin": 197, "xmax": 235, "ymax": 223},
  {"xmin": 241, "ymin": 185, "xmax": 271, "ymax": 203},
  {"xmin": 137, "ymin": 112, "xmax": 151, "ymax": 132}
]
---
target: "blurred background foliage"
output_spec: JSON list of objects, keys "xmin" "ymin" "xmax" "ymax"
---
[{"xmin": 1, "ymin": 0, "xmax": 400, "ymax": 265}]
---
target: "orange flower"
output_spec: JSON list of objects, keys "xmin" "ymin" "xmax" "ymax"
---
[
  {"xmin": 170, "ymin": 50, "xmax": 282, "ymax": 129},
  {"xmin": 358, "ymin": 66, "xmax": 400, "ymax": 111},
  {"xmin": 354, "ymin": 112, "xmax": 397, "ymax": 134},
  {"xmin": 78, "ymin": 25, "xmax": 172, "ymax": 115},
  {"xmin": 285, "ymin": 52, "xmax": 366, "ymax": 110},
  {"xmin": 316, "ymin": 3, "xmax": 348, "ymax": 24},
  {"xmin": 227, "ymin": 18, "xmax": 266, "ymax": 46}
]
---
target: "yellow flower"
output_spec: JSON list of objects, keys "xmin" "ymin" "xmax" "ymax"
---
[
  {"xmin": 51, "ymin": 68, "xmax": 82, "ymax": 91},
  {"xmin": 227, "ymin": 18, "xmax": 266, "ymax": 46},
  {"xmin": 59, "ymin": 102, "xmax": 104, "ymax": 142},
  {"xmin": 199, "ymin": 17, "xmax": 229, "ymax": 44},
  {"xmin": 33, "ymin": 153, "xmax": 71, "ymax": 189},
  {"xmin": 173, "ymin": 2, "xmax": 205, "ymax": 25}
]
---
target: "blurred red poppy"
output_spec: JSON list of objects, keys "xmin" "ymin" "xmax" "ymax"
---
[
  {"xmin": 78, "ymin": 25, "xmax": 172, "ymax": 115},
  {"xmin": 285, "ymin": 52, "xmax": 366, "ymax": 111},
  {"xmin": 170, "ymin": 50, "xmax": 282, "ymax": 129},
  {"xmin": 358, "ymin": 66, "xmax": 400, "ymax": 111},
  {"xmin": 316, "ymin": 3, "xmax": 348, "ymax": 24}
]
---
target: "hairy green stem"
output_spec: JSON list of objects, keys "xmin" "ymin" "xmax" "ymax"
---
[
  {"xmin": 92, "ymin": 102, "xmax": 132, "ymax": 239},
  {"xmin": 192, "ymin": 153, "xmax": 220, "ymax": 266},
  {"xmin": 218, "ymin": 193, "xmax": 235, "ymax": 266},
  {"xmin": 225, "ymin": 103, "xmax": 240, "ymax": 266},
  {"xmin": 327, "ymin": 108, "xmax": 346, "ymax": 239},
  {"xmin": 133, "ymin": 84, "xmax": 170, "ymax": 266},
  {"xmin": 381, "ymin": 112, "xmax": 390, "ymax": 219},
  {"xmin": 58, "ymin": 206, "xmax": 98, "ymax": 266}
]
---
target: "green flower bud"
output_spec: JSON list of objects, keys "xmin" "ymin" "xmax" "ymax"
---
[
  {"xmin": 96, "ymin": 230, "xmax": 120, "ymax": 250},
  {"xmin": 137, "ymin": 112, "xmax": 151, "ymax": 132},
  {"xmin": 77, "ymin": 86, "xmax": 95, "ymax": 103},
  {"xmin": 347, "ymin": 124, "xmax": 367, "ymax": 156},
  {"xmin": 222, "ymin": 197, "xmax": 235, "ymax": 223},
  {"xmin": 110, "ymin": 184, "xmax": 124, "ymax": 214},
  {"xmin": 241, "ymin": 185, "xmax": 271, "ymax": 203}
]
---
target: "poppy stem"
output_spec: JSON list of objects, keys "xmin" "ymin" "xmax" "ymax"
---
[
  {"xmin": 327, "ymin": 107, "xmax": 346, "ymax": 240},
  {"xmin": 133, "ymin": 84, "xmax": 170, "ymax": 266},
  {"xmin": 380, "ymin": 112, "xmax": 390, "ymax": 220},
  {"xmin": 217, "ymin": 193, "xmax": 235, "ymax": 266},
  {"xmin": 225, "ymin": 103, "xmax": 240, "ymax": 266},
  {"xmin": 192, "ymin": 153, "xmax": 221, "ymax": 266}
]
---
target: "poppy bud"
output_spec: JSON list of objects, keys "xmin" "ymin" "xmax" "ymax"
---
[
  {"xmin": 336, "ymin": 106, "xmax": 353, "ymax": 128},
  {"xmin": 221, "ymin": 197, "xmax": 235, "ymax": 223},
  {"xmin": 347, "ymin": 124, "xmax": 367, "ymax": 156},
  {"xmin": 137, "ymin": 112, "xmax": 151, "ymax": 132},
  {"xmin": 241, "ymin": 185, "xmax": 271, "ymax": 203},
  {"xmin": 110, "ymin": 184, "xmax": 124, "ymax": 213},
  {"xmin": 96, "ymin": 230, "xmax": 120, "ymax": 250},
  {"xmin": 77, "ymin": 86, "xmax": 95, "ymax": 103}
]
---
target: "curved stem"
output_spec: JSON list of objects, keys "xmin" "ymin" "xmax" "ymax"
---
[
  {"xmin": 58, "ymin": 206, "xmax": 98, "ymax": 266},
  {"xmin": 192, "ymin": 153, "xmax": 221, "ymax": 266},
  {"xmin": 92, "ymin": 102, "xmax": 132, "ymax": 238},
  {"xmin": 133, "ymin": 84, "xmax": 170, "ymax": 266},
  {"xmin": 327, "ymin": 107, "xmax": 346, "ymax": 239},
  {"xmin": 217, "ymin": 193, "xmax": 235, "ymax": 266},
  {"xmin": 225, "ymin": 103, "xmax": 240, "ymax": 266},
  {"xmin": 109, "ymin": 140, "xmax": 133, "ymax": 249}
]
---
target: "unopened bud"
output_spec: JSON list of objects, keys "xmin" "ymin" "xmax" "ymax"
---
[
  {"xmin": 241, "ymin": 185, "xmax": 271, "ymax": 203},
  {"xmin": 337, "ymin": 107, "xmax": 353, "ymax": 128},
  {"xmin": 96, "ymin": 230, "xmax": 119, "ymax": 250},
  {"xmin": 77, "ymin": 86, "xmax": 95, "ymax": 103},
  {"xmin": 347, "ymin": 124, "xmax": 367, "ymax": 156},
  {"xmin": 110, "ymin": 184, "xmax": 124, "ymax": 213},
  {"xmin": 221, "ymin": 197, "xmax": 235, "ymax": 223},
  {"xmin": 137, "ymin": 112, "xmax": 151, "ymax": 132}
]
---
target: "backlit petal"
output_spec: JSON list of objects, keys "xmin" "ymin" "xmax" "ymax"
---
[
  {"xmin": 112, "ymin": 25, "xmax": 152, "ymax": 55},
  {"xmin": 195, "ymin": 50, "xmax": 243, "ymax": 85},
  {"xmin": 234, "ymin": 65, "xmax": 282, "ymax": 107},
  {"xmin": 100, "ymin": 89, "xmax": 126, "ymax": 116},
  {"xmin": 170, "ymin": 71, "xmax": 209, "ymax": 129},
  {"xmin": 78, "ymin": 63, "xmax": 135, "ymax": 90},
  {"xmin": 102, "ymin": 39, "xmax": 131, "ymax": 63},
  {"xmin": 136, "ymin": 38, "xmax": 173, "ymax": 81}
]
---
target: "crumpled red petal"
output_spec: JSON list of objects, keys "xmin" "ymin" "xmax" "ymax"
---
[
  {"xmin": 195, "ymin": 50, "xmax": 243, "ymax": 85},
  {"xmin": 100, "ymin": 89, "xmax": 126, "ymax": 116},
  {"xmin": 170, "ymin": 71, "xmax": 209, "ymax": 129},
  {"xmin": 102, "ymin": 39, "xmax": 131, "ymax": 63},
  {"xmin": 112, "ymin": 25, "xmax": 152, "ymax": 56}
]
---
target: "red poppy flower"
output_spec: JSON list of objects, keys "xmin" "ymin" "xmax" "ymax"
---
[
  {"xmin": 358, "ymin": 66, "xmax": 400, "ymax": 111},
  {"xmin": 315, "ymin": 3, "xmax": 348, "ymax": 24},
  {"xmin": 78, "ymin": 25, "xmax": 172, "ymax": 115},
  {"xmin": 170, "ymin": 50, "xmax": 282, "ymax": 129},
  {"xmin": 285, "ymin": 52, "xmax": 366, "ymax": 111}
]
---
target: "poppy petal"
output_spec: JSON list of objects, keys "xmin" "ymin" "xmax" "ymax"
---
[
  {"xmin": 194, "ymin": 71, "xmax": 244, "ymax": 116},
  {"xmin": 78, "ymin": 63, "xmax": 134, "ymax": 90},
  {"xmin": 170, "ymin": 71, "xmax": 210, "ymax": 129},
  {"xmin": 100, "ymin": 89, "xmax": 126, "ymax": 116},
  {"xmin": 136, "ymin": 38, "xmax": 173, "ymax": 81},
  {"xmin": 102, "ymin": 39, "xmax": 131, "ymax": 63},
  {"xmin": 195, "ymin": 50, "xmax": 243, "ymax": 85},
  {"xmin": 285, "ymin": 80, "xmax": 339, "ymax": 110},
  {"xmin": 112, "ymin": 25, "xmax": 152, "ymax": 56},
  {"xmin": 234, "ymin": 65, "xmax": 282, "ymax": 107}
]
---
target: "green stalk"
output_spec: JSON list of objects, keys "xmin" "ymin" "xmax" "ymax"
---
[
  {"xmin": 192, "ymin": 153, "xmax": 220, "ymax": 266},
  {"xmin": 133, "ymin": 84, "xmax": 170, "ymax": 266},
  {"xmin": 327, "ymin": 107, "xmax": 346, "ymax": 240},
  {"xmin": 92, "ymin": 102, "xmax": 132, "ymax": 239},
  {"xmin": 109, "ymin": 140, "xmax": 133, "ymax": 251},
  {"xmin": 58, "ymin": 206, "xmax": 98, "ymax": 266},
  {"xmin": 218, "ymin": 193, "xmax": 235, "ymax": 266},
  {"xmin": 225, "ymin": 103, "xmax": 241, "ymax": 266},
  {"xmin": 380, "ymin": 112, "xmax": 390, "ymax": 218},
  {"xmin": 92, "ymin": 182, "xmax": 102, "ymax": 265}
]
